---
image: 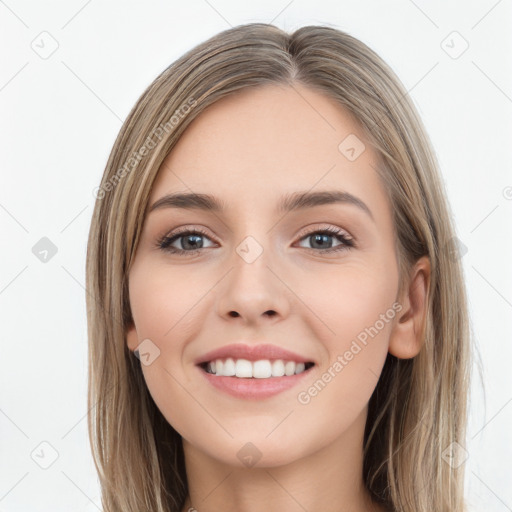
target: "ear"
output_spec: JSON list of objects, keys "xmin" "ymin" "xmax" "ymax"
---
[
  {"xmin": 388, "ymin": 255, "xmax": 431, "ymax": 359},
  {"xmin": 126, "ymin": 320, "xmax": 139, "ymax": 353}
]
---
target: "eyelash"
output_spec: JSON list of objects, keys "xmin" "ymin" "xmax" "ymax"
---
[{"xmin": 156, "ymin": 226, "xmax": 355, "ymax": 256}]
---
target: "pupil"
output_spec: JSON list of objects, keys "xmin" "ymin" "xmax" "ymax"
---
[
  {"xmin": 312, "ymin": 234, "xmax": 332, "ymax": 249},
  {"xmin": 183, "ymin": 234, "xmax": 203, "ymax": 250}
]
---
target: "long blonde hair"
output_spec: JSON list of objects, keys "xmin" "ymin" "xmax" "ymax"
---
[{"xmin": 86, "ymin": 22, "xmax": 472, "ymax": 512}]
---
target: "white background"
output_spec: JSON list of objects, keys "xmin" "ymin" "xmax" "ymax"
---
[{"xmin": 0, "ymin": 1, "xmax": 511, "ymax": 511}]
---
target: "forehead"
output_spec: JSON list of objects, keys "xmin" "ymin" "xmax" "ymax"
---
[{"xmin": 149, "ymin": 83, "xmax": 390, "ymax": 222}]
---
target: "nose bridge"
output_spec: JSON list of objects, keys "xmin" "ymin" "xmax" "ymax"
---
[{"xmin": 215, "ymin": 230, "xmax": 290, "ymax": 322}]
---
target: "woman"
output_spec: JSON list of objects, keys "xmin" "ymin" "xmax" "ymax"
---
[{"xmin": 86, "ymin": 23, "xmax": 471, "ymax": 512}]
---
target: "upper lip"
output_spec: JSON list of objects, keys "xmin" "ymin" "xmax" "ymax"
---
[{"xmin": 195, "ymin": 343, "xmax": 314, "ymax": 365}]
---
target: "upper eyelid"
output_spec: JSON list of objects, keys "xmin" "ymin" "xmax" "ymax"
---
[
  {"xmin": 162, "ymin": 224, "xmax": 353, "ymax": 240},
  {"xmin": 295, "ymin": 224, "xmax": 352, "ymax": 239}
]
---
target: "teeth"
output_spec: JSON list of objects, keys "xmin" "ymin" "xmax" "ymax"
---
[
  {"xmin": 235, "ymin": 359, "xmax": 253, "ymax": 378},
  {"xmin": 253, "ymin": 360, "xmax": 272, "ymax": 378},
  {"xmin": 205, "ymin": 358, "xmax": 311, "ymax": 378},
  {"xmin": 284, "ymin": 361, "xmax": 295, "ymax": 376},
  {"xmin": 223, "ymin": 358, "xmax": 236, "ymax": 376},
  {"xmin": 271, "ymin": 359, "xmax": 285, "ymax": 377},
  {"xmin": 295, "ymin": 362, "xmax": 305, "ymax": 374}
]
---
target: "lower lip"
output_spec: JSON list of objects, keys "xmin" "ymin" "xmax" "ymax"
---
[{"xmin": 197, "ymin": 365, "xmax": 313, "ymax": 400}]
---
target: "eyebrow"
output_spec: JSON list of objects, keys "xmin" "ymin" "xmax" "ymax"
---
[{"xmin": 148, "ymin": 190, "xmax": 374, "ymax": 221}]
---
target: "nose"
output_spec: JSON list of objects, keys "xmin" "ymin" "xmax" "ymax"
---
[{"xmin": 215, "ymin": 246, "xmax": 291, "ymax": 326}]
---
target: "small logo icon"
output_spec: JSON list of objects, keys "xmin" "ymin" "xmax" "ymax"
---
[
  {"xmin": 236, "ymin": 442, "xmax": 262, "ymax": 468},
  {"xmin": 338, "ymin": 134, "xmax": 366, "ymax": 161},
  {"xmin": 32, "ymin": 237, "xmax": 58, "ymax": 263},
  {"xmin": 441, "ymin": 441, "xmax": 469, "ymax": 468},
  {"xmin": 444, "ymin": 236, "xmax": 468, "ymax": 262},
  {"xmin": 503, "ymin": 186, "xmax": 512, "ymax": 200},
  {"xmin": 134, "ymin": 338, "xmax": 161, "ymax": 366},
  {"xmin": 441, "ymin": 31, "xmax": 469, "ymax": 59},
  {"xmin": 236, "ymin": 236, "xmax": 264, "ymax": 264},
  {"xmin": 30, "ymin": 441, "xmax": 59, "ymax": 469},
  {"xmin": 31, "ymin": 31, "xmax": 59, "ymax": 59},
  {"xmin": 92, "ymin": 186, "xmax": 106, "ymax": 200}
]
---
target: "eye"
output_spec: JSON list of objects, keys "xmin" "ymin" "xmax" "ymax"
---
[
  {"xmin": 156, "ymin": 227, "xmax": 216, "ymax": 255},
  {"xmin": 295, "ymin": 226, "xmax": 355, "ymax": 254},
  {"xmin": 156, "ymin": 225, "xmax": 355, "ymax": 256}
]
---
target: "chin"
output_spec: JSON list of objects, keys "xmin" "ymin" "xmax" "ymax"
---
[{"xmin": 186, "ymin": 431, "xmax": 312, "ymax": 470}]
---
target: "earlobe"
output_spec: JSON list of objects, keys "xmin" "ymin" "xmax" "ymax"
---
[{"xmin": 388, "ymin": 255, "xmax": 431, "ymax": 359}]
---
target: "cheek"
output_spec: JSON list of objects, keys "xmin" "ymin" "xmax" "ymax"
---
[
  {"xmin": 129, "ymin": 265, "xmax": 209, "ymax": 434},
  {"xmin": 296, "ymin": 263, "xmax": 396, "ymax": 404},
  {"xmin": 129, "ymin": 264, "xmax": 202, "ymax": 342},
  {"xmin": 302, "ymin": 259, "xmax": 398, "ymax": 342}
]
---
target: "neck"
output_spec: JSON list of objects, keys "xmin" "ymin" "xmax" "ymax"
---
[{"xmin": 180, "ymin": 407, "xmax": 385, "ymax": 512}]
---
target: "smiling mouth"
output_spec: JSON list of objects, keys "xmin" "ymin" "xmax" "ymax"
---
[{"xmin": 199, "ymin": 358, "xmax": 315, "ymax": 379}]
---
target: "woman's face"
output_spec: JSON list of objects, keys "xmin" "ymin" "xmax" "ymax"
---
[{"xmin": 126, "ymin": 83, "xmax": 403, "ymax": 467}]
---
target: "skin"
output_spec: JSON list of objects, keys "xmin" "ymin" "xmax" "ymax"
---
[{"xmin": 126, "ymin": 83, "xmax": 430, "ymax": 512}]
